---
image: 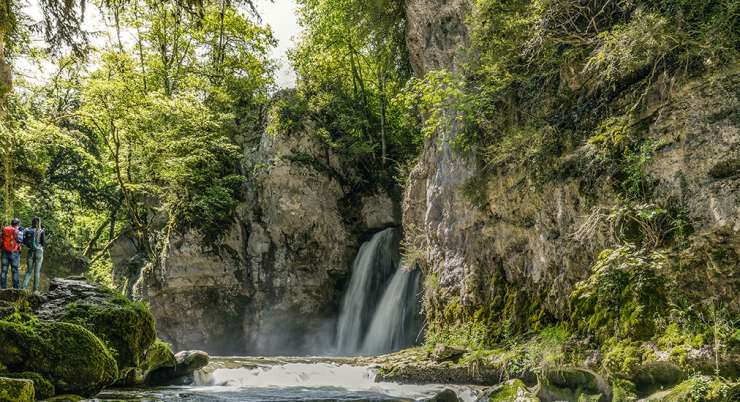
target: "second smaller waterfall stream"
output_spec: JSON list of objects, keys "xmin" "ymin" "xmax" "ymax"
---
[
  {"xmin": 361, "ymin": 268, "xmax": 422, "ymax": 355},
  {"xmin": 335, "ymin": 228, "xmax": 422, "ymax": 356}
]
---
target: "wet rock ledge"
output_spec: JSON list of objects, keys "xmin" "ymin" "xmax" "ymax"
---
[
  {"xmin": 362, "ymin": 346, "xmax": 739, "ymax": 402},
  {"xmin": 0, "ymin": 278, "xmax": 209, "ymax": 401}
]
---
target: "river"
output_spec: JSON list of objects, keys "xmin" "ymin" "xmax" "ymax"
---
[{"xmin": 89, "ymin": 357, "xmax": 478, "ymax": 402}]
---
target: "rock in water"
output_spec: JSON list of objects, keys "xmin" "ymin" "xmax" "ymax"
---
[
  {"xmin": 424, "ymin": 388, "xmax": 462, "ymax": 402},
  {"xmin": 0, "ymin": 377, "xmax": 35, "ymax": 402},
  {"xmin": 36, "ymin": 278, "xmax": 156, "ymax": 380},
  {"xmin": 174, "ymin": 350, "xmax": 210, "ymax": 375},
  {"xmin": 146, "ymin": 350, "xmax": 210, "ymax": 385}
]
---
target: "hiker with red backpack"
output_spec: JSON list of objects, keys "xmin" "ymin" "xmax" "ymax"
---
[{"xmin": 1, "ymin": 218, "xmax": 24, "ymax": 289}]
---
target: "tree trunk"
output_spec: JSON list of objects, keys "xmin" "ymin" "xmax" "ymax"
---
[
  {"xmin": 0, "ymin": 27, "xmax": 14, "ymax": 222},
  {"xmin": 378, "ymin": 66, "xmax": 387, "ymax": 167}
]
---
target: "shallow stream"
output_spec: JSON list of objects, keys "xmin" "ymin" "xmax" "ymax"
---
[{"xmin": 88, "ymin": 357, "xmax": 477, "ymax": 402}]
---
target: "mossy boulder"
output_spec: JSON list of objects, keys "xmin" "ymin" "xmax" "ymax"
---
[
  {"xmin": 645, "ymin": 376, "xmax": 738, "ymax": 402},
  {"xmin": 36, "ymin": 278, "xmax": 156, "ymax": 379},
  {"xmin": 0, "ymin": 320, "xmax": 118, "ymax": 396},
  {"xmin": 539, "ymin": 368, "xmax": 608, "ymax": 402},
  {"xmin": 146, "ymin": 349, "xmax": 210, "ymax": 386},
  {"xmin": 0, "ymin": 377, "xmax": 34, "ymax": 402},
  {"xmin": 0, "ymin": 371, "xmax": 54, "ymax": 399},
  {"xmin": 611, "ymin": 379, "xmax": 638, "ymax": 402},
  {"xmin": 487, "ymin": 379, "xmax": 538, "ymax": 402},
  {"xmin": 120, "ymin": 339, "xmax": 177, "ymax": 386}
]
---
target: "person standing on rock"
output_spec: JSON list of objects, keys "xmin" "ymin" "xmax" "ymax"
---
[
  {"xmin": 22, "ymin": 217, "xmax": 45, "ymax": 292},
  {"xmin": 1, "ymin": 218, "xmax": 24, "ymax": 289}
]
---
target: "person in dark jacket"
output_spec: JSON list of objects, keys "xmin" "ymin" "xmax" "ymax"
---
[{"xmin": 22, "ymin": 217, "xmax": 45, "ymax": 292}]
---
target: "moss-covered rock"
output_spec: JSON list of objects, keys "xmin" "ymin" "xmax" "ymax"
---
[
  {"xmin": 0, "ymin": 377, "xmax": 34, "ymax": 402},
  {"xmin": 611, "ymin": 379, "xmax": 638, "ymax": 402},
  {"xmin": 539, "ymin": 368, "xmax": 608, "ymax": 402},
  {"xmin": 44, "ymin": 394, "xmax": 84, "ymax": 401},
  {"xmin": 146, "ymin": 349, "xmax": 210, "ymax": 386},
  {"xmin": 36, "ymin": 278, "xmax": 156, "ymax": 380},
  {"xmin": 0, "ymin": 371, "xmax": 54, "ymax": 399},
  {"xmin": 487, "ymin": 379, "xmax": 538, "ymax": 402},
  {"xmin": 0, "ymin": 320, "xmax": 118, "ymax": 396},
  {"xmin": 644, "ymin": 376, "xmax": 738, "ymax": 402},
  {"xmin": 120, "ymin": 339, "xmax": 177, "ymax": 386}
]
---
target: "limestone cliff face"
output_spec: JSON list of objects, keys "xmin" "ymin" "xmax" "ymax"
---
[
  {"xmin": 402, "ymin": 0, "xmax": 739, "ymax": 331},
  {"xmin": 112, "ymin": 118, "xmax": 398, "ymax": 355}
]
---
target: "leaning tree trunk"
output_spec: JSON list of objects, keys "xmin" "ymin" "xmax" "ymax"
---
[{"xmin": 0, "ymin": 26, "xmax": 14, "ymax": 223}]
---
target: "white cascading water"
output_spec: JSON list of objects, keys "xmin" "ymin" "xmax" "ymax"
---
[
  {"xmin": 196, "ymin": 363, "xmax": 477, "ymax": 401},
  {"xmin": 336, "ymin": 227, "xmax": 422, "ymax": 356},
  {"xmin": 336, "ymin": 228, "xmax": 398, "ymax": 354},
  {"xmin": 361, "ymin": 267, "xmax": 422, "ymax": 355}
]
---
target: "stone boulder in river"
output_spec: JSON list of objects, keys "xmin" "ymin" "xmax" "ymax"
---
[
  {"xmin": 36, "ymin": 278, "xmax": 157, "ymax": 380},
  {"xmin": 0, "ymin": 278, "xmax": 208, "ymax": 398}
]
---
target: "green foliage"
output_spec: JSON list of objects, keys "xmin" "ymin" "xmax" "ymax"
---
[
  {"xmin": 401, "ymin": 0, "xmax": 740, "ymax": 203},
  {"xmin": 288, "ymin": 0, "xmax": 420, "ymax": 189},
  {"xmin": 571, "ymin": 245, "xmax": 669, "ymax": 341},
  {"xmin": 396, "ymin": 71, "xmax": 480, "ymax": 152},
  {"xmin": 661, "ymin": 375, "xmax": 738, "ymax": 402},
  {"xmin": 611, "ymin": 379, "xmax": 638, "ymax": 402},
  {"xmin": 0, "ymin": 0, "xmax": 276, "ymax": 284},
  {"xmin": 487, "ymin": 379, "xmax": 538, "ymax": 402}
]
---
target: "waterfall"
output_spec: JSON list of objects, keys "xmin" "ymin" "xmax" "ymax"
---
[
  {"xmin": 335, "ymin": 227, "xmax": 422, "ymax": 356},
  {"xmin": 361, "ymin": 267, "xmax": 422, "ymax": 355},
  {"xmin": 336, "ymin": 228, "xmax": 398, "ymax": 353}
]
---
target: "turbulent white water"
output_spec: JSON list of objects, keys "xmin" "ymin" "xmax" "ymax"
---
[
  {"xmin": 189, "ymin": 363, "xmax": 477, "ymax": 401},
  {"xmin": 336, "ymin": 228, "xmax": 398, "ymax": 354},
  {"xmin": 207, "ymin": 363, "xmax": 438, "ymax": 397},
  {"xmin": 95, "ymin": 360, "xmax": 479, "ymax": 401},
  {"xmin": 361, "ymin": 268, "xmax": 422, "ymax": 355}
]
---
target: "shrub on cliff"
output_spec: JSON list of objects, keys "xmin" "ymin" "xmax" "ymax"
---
[
  {"xmin": 570, "ymin": 245, "xmax": 668, "ymax": 342},
  {"xmin": 0, "ymin": 320, "xmax": 118, "ymax": 396}
]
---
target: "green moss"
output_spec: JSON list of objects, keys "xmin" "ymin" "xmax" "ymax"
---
[
  {"xmin": 654, "ymin": 375, "xmax": 735, "ymax": 402},
  {"xmin": 59, "ymin": 295, "xmax": 156, "ymax": 376},
  {"xmin": 142, "ymin": 339, "xmax": 176, "ymax": 373},
  {"xmin": 488, "ymin": 379, "xmax": 538, "ymax": 401},
  {"xmin": 0, "ymin": 377, "xmax": 34, "ymax": 402},
  {"xmin": 44, "ymin": 395, "xmax": 84, "ymax": 401},
  {"xmin": 602, "ymin": 339, "xmax": 645, "ymax": 378},
  {"xmin": 0, "ymin": 320, "xmax": 118, "ymax": 396},
  {"xmin": 571, "ymin": 246, "xmax": 668, "ymax": 342},
  {"xmin": 0, "ymin": 371, "xmax": 54, "ymax": 399},
  {"xmin": 612, "ymin": 379, "xmax": 638, "ymax": 402}
]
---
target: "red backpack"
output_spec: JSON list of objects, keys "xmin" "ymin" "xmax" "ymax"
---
[{"xmin": 2, "ymin": 226, "xmax": 17, "ymax": 252}]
